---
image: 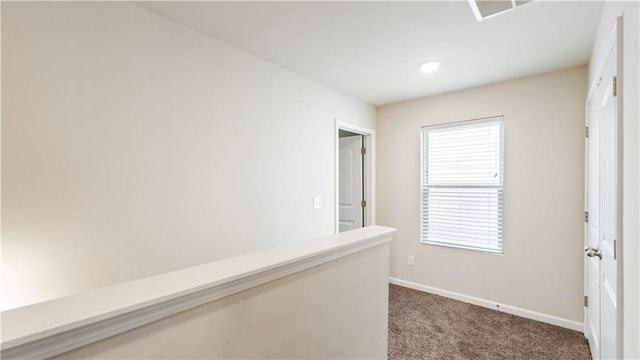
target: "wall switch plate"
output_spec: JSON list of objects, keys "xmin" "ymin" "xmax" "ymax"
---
[
  {"xmin": 408, "ymin": 255, "xmax": 415, "ymax": 266},
  {"xmin": 313, "ymin": 196, "xmax": 322, "ymax": 209}
]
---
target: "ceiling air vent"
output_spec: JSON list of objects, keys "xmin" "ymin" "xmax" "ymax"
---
[{"xmin": 468, "ymin": 0, "xmax": 532, "ymax": 21}]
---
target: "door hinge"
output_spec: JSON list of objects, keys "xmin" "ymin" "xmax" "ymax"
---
[
  {"xmin": 585, "ymin": 126, "xmax": 589, "ymax": 138},
  {"xmin": 614, "ymin": 239, "xmax": 617, "ymax": 260},
  {"xmin": 585, "ymin": 211, "xmax": 589, "ymax": 223},
  {"xmin": 613, "ymin": 76, "xmax": 617, "ymax": 97},
  {"xmin": 361, "ymin": 200, "xmax": 367, "ymax": 208},
  {"xmin": 361, "ymin": 147, "xmax": 366, "ymax": 155},
  {"xmin": 584, "ymin": 295, "xmax": 589, "ymax": 307}
]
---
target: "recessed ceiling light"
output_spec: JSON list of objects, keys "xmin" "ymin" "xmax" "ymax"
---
[{"xmin": 419, "ymin": 61, "xmax": 440, "ymax": 73}]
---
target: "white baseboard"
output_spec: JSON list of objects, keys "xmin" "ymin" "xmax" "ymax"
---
[{"xmin": 389, "ymin": 277, "xmax": 584, "ymax": 332}]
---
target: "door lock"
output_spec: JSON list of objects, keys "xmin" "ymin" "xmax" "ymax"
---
[{"xmin": 584, "ymin": 247, "xmax": 602, "ymax": 259}]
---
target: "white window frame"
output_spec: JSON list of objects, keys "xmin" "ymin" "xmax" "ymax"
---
[{"xmin": 420, "ymin": 116, "xmax": 504, "ymax": 254}]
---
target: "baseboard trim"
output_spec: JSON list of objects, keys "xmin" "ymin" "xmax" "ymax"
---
[{"xmin": 389, "ymin": 277, "xmax": 584, "ymax": 332}]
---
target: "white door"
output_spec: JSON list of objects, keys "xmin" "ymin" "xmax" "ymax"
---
[
  {"xmin": 586, "ymin": 85, "xmax": 601, "ymax": 360},
  {"xmin": 585, "ymin": 37, "xmax": 618, "ymax": 360},
  {"xmin": 338, "ymin": 135, "xmax": 363, "ymax": 232}
]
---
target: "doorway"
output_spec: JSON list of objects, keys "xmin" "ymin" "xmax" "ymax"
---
[
  {"xmin": 338, "ymin": 130, "xmax": 364, "ymax": 232},
  {"xmin": 584, "ymin": 19, "xmax": 622, "ymax": 360},
  {"xmin": 335, "ymin": 121, "xmax": 375, "ymax": 233}
]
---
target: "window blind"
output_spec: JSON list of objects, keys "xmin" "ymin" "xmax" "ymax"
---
[{"xmin": 420, "ymin": 117, "xmax": 504, "ymax": 253}]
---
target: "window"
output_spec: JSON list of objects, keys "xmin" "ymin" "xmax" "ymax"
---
[{"xmin": 420, "ymin": 116, "xmax": 504, "ymax": 253}]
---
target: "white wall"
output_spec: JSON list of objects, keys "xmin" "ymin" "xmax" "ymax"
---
[
  {"xmin": 377, "ymin": 67, "xmax": 587, "ymax": 324},
  {"xmin": 1, "ymin": 2, "xmax": 375, "ymax": 310},
  {"xmin": 589, "ymin": 2, "xmax": 640, "ymax": 358}
]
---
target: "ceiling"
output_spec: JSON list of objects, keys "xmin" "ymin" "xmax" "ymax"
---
[{"xmin": 135, "ymin": 1, "xmax": 603, "ymax": 106}]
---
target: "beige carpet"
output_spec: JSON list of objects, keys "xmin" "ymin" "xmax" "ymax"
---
[{"xmin": 388, "ymin": 284, "xmax": 591, "ymax": 360}]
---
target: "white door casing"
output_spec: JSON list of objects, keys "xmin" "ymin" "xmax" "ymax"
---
[
  {"xmin": 338, "ymin": 135, "xmax": 363, "ymax": 232},
  {"xmin": 585, "ymin": 27, "xmax": 619, "ymax": 360}
]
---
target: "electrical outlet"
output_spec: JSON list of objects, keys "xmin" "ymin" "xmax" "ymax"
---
[
  {"xmin": 313, "ymin": 196, "xmax": 322, "ymax": 209},
  {"xmin": 408, "ymin": 255, "xmax": 415, "ymax": 266}
]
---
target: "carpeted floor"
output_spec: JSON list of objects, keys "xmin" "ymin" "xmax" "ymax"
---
[{"xmin": 388, "ymin": 284, "xmax": 591, "ymax": 360}]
